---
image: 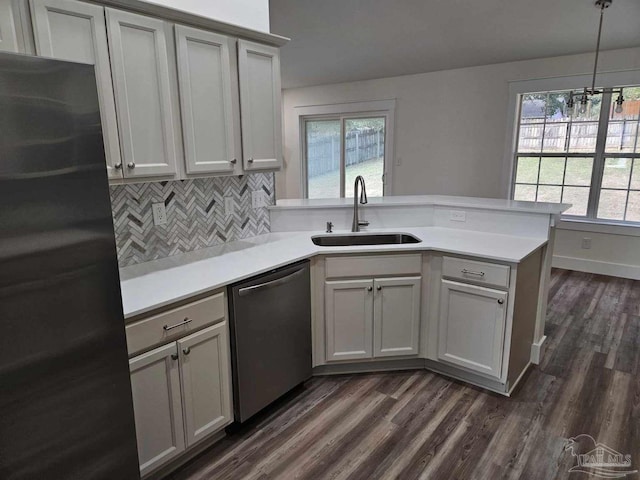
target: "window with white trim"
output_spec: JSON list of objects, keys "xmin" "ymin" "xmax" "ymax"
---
[{"xmin": 512, "ymin": 86, "xmax": 640, "ymax": 223}]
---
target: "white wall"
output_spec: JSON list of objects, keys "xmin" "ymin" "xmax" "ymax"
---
[
  {"xmin": 144, "ymin": 0, "xmax": 270, "ymax": 31},
  {"xmin": 278, "ymin": 46, "xmax": 640, "ymax": 279}
]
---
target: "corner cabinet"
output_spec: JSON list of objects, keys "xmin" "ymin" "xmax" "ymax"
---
[
  {"xmin": 106, "ymin": 8, "xmax": 180, "ymax": 179},
  {"xmin": 437, "ymin": 280, "xmax": 507, "ymax": 378},
  {"xmin": 238, "ymin": 40, "xmax": 283, "ymax": 171},
  {"xmin": 29, "ymin": 0, "xmax": 123, "ymax": 179}
]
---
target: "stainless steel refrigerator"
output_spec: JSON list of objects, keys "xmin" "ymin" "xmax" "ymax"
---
[{"xmin": 0, "ymin": 52, "xmax": 140, "ymax": 479}]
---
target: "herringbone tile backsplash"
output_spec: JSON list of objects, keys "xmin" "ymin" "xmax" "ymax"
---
[{"xmin": 110, "ymin": 173, "xmax": 274, "ymax": 267}]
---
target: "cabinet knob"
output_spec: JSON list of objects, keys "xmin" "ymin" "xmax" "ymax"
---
[
  {"xmin": 497, "ymin": 299, "xmax": 504, "ymax": 305},
  {"xmin": 171, "ymin": 353, "xmax": 179, "ymax": 360},
  {"xmin": 183, "ymin": 347, "xmax": 191, "ymax": 355},
  {"xmin": 247, "ymin": 158, "xmax": 254, "ymax": 163},
  {"xmin": 230, "ymin": 158, "xmax": 237, "ymax": 164},
  {"xmin": 367, "ymin": 286, "xmax": 373, "ymax": 292},
  {"xmin": 114, "ymin": 163, "xmax": 122, "ymax": 170},
  {"xmin": 377, "ymin": 285, "xmax": 382, "ymax": 291},
  {"xmin": 127, "ymin": 162, "xmax": 136, "ymax": 169}
]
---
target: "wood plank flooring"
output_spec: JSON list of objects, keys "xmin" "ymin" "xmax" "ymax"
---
[{"xmin": 168, "ymin": 269, "xmax": 640, "ymax": 480}]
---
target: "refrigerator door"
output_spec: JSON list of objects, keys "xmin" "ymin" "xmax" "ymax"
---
[{"xmin": 0, "ymin": 53, "xmax": 140, "ymax": 479}]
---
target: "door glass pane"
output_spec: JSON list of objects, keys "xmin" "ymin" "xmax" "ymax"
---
[
  {"xmin": 344, "ymin": 117, "xmax": 385, "ymax": 198},
  {"xmin": 306, "ymin": 120, "xmax": 341, "ymax": 199}
]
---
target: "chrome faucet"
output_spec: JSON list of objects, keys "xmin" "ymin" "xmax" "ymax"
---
[{"xmin": 352, "ymin": 176, "xmax": 369, "ymax": 232}]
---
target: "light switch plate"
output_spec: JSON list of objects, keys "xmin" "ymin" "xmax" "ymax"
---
[
  {"xmin": 152, "ymin": 202, "xmax": 167, "ymax": 226},
  {"xmin": 224, "ymin": 197, "xmax": 235, "ymax": 216},
  {"xmin": 581, "ymin": 237, "xmax": 592, "ymax": 249},
  {"xmin": 450, "ymin": 210, "xmax": 466, "ymax": 222}
]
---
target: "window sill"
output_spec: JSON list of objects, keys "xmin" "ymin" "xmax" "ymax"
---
[{"xmin": 557, "ymin": 218, "xmax": 640, "ymax": 237}]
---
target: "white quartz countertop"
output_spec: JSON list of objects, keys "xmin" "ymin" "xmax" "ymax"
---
[
  {"xmin": 119, "ymin": 227, "xmax": 547, "ymax": 320},
  {"xmin": 270, "ymin": 195, "xmax": 570, "ymax": 215}
]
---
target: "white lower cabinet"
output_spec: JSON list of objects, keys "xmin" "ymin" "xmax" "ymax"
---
[
  {"xmin": 129, "ymin": 343, "xmax": 185, "ymax": 477},
  {"xmin": 129, "ymin": 322, "xmax": 232, "ymax": 476},
  {"xmin": 178, "ymin": 322, "xmax": 232, "ymax": 448},
  {"xmin": 437, "ymin": 279, "xmax": 507, "ymax": 379},
  {"xmin": 325, "ymin": 276, "xmax": 421, "ymax": 362}
]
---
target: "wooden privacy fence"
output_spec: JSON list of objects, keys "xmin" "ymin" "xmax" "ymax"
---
[
  {"xmin": 519, "ymin": 119, "xmax": 638, "ymax": 152},
  {"xmin": 307, "ymin": 128, "xmax": 384, "ymax": 177}
]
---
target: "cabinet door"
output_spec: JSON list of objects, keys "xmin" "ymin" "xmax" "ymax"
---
[
  {"xmin": 438, "ymin": 280, "xmax": 507, "ymax": 379},
  {"xmin": 0, "ymin": 1, "xmax": 20, "ymax": 52},
  {"xmin": 325, "ymin": 279, "xmax": 373, "ymax": 361},
  {"xmin": 237, "ymin": 39, "xmax": 282, "ymax": 171},
  {"xmin": 177, "ymin": 322, "xmax": 232, "ymax": 447},
  {"xmin": 30, "ymin": 0, "xmax": 123, "ymax": 179},
  {"xmin": 373, "ymin": 276, "xmax": 421, "ymax": 357},
  {"xmin": 106, "ymin": 8, "xmax": 178, "ymax": 178},
  {"xmin": 129, "ymin": 343, "xmax": 185, "ymax": 477},
  {"xmin": 175, "ymin": 25, "xmax": 240, "ymax": 175}
]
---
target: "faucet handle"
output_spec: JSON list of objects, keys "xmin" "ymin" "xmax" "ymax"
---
[{"xmin": 326, "ymin": 221, "xmax": 334, "ymax": 233}]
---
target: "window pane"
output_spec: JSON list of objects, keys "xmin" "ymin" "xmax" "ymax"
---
[
  {"xmin": 627, "ymin": 191, "xmax": 640, "ymax": 222},
  {"xmin": 597, "ymin": 189, "xmax": 627, "ymax": 220},
  {"xmin": 542, "ymin": 123, "xmax": 568, "ymax": 152},
  {"xmin": 514, "ymin": 184, "xmax": 536, "ymax": 201},
  {"xmin": 565, "ymin": 157, "xmax": 593, "ymax": 186},
  {"xmin": 606, "ymin": 86, "xmax": 640, "ymax": 154},
  {"xmin": 546, "ymin": 92, "xmax": 572, "ymax": 122},
  {"xmin": 602, "ymin": 158, "xmax": 632, "ymax": 189},
  {"xmin": 631, "ymin": 159, "xmax": 640, "ymax": 190},
  {"xmin": 515, "ymin": 157, "xmax": 539, "ymax": 183},
  {"xmin": 562, "ymin": 187, "xmax": 590, "ymax": 216},
  {"xmin": 568, "ymin": 122, "xmax": 598, "ymax": 152},
  {"xmin": 518, "ymin": 124, "xmax": 543, "ymax": 152},
  {"xmin": 539, "ymin": 157, "xmax": 565, "ymax": 185},
  {"xmin": 344, "ymin": 118, "xmax": 385, "ymax": 198},
  {"xmin": 537, "ymin": 185, "xmax": 562, "ymax": 203},
  {"xmin": 521, "ymin": 94, "xmax": 546, "ymax": 123},
  {"xmin": 306, "ymin": 120, "xmax": 341, "ymax": 199}
]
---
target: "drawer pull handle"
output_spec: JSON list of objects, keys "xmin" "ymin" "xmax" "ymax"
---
[
  {"xmin": 183, "ymin": 347, "xmax": 191, "ymax": 355},
  {"xmin": 163, "ymin": 317, "xmax": 192, "ymax": 331},
  {"xmin": 497, "ymin": 299, "xmax": 504, "ymax": 305},
  {"xmin": 461, "ymin": 269, "xmax": 485, "ymax": 277}
]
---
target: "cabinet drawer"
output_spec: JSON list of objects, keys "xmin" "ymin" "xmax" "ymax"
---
[
  {"xmin": 442, "ymin": 257, "xmax": 510, "ymax": 289},
  {"xmin": 126, "ymin": 292, "xmax": 226, "ymax": 356},
  {"xmin": 325, "ymin": 254, "xmax": 422, "ymax": 279}
]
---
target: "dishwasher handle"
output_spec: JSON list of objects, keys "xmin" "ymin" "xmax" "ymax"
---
[{"xmin": 237, "ymin": 266, "xmax": 306, "ymax": 297}]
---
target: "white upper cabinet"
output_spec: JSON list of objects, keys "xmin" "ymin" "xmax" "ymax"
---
[
  {"xmin": 30, "ymin": 0, "xmax": 123, "ymax": 179},
  {"xmin": 438, "ymin": 280, "xmax": 507, "ymax": 379},
  {"xmin": 175, "ymin": 25, "xmax": 241, "ymax": 176},
  {"xmin": 373, "ymin": 277, "xmax": 421, "ymax": 358},
  {"xmin": 0, "ymin": 1, "xmax": 21, "ymax": 52},
  {"xmin": 237, "ymin": 40, "xmax": 282, "ymax": 171},
  {"xmin": 106, "ymin": 8, "xmax": 179, "ymax": 178}
]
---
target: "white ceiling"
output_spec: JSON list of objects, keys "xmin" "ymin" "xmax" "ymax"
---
[{"xmin": 269, "ymin": 0, "xmax": 640, "ymax": 89}]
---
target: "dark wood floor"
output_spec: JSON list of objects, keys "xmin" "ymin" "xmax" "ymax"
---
[{"xmin": 168, "ymin": 269, "xmax": 640, "ymax": 480}]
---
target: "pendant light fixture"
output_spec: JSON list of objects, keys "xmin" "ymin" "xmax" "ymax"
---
[{"xmin": 565, "ymin": 0, "xmax": 625, "ymax": 118}]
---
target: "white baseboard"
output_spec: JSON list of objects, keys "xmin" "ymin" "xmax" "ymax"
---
[
  {"xmin": 530, "ymin": 336, "xmax": 547, "ymax": 365},
  {"xmin": 552, "ymin": 255, "xmax": 640, "ymax": 280}
]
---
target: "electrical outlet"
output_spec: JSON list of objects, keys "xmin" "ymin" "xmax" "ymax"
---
[
  {"xmin": 152, "ymin": 202, "xmax": 167, "ymax": 226},
  {"xmin": 450, "ymin": 210, "xmax": 466, "ymax": 222},
  {"xmin": 224, "ymin": 197, "xmax": 235, "ymax": 216},
  {"xmin": 581, "ymin": 237, "xmax": 592, "ymax": 249},
  {"xmin": 252, "ymin": 190, "xmax": 265, "ymax": 209}
]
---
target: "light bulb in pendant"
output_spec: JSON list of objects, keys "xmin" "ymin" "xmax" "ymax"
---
[{"xmin": 615, "ymin": 91, "xmax": 624, "ymax": 114}]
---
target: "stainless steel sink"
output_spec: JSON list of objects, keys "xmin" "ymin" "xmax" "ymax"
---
[{"xmin": 311, "ymin": 233, "xmax": 422, "ymax": 247}]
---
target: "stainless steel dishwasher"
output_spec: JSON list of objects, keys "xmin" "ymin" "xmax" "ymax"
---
[{"xmin": 228, "ymin": 260, "xmax": 312, "ymax": 423}]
